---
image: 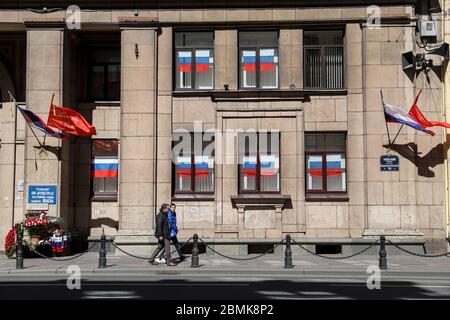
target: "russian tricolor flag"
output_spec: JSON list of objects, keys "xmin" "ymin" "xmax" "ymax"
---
[
  {"xmin": 242, "ymin": 51, "xmax": 256, "ymax": 71},
  {"xmin": 195, "ymin": 156, "xmax": 211, "ymax": 177},
  {"xmin": 16, "ymin": 104, "xmax": 66, "ymax": 140},
  {"xmin": 178, "ymin": 52, "xmax": 192, "ymax": 73},
  {"xmin": 260, "ymin": 155, "xmax": 279, "ymax": 176},
  {"xmin": 307, "ymin": 156, "xmax": 344, "ymax": 177},
  {"xmin": 260, "ymin": 49, "xmax": 276, "ymax": 71},
  {"xmin": 176, "ymin": 156, "xmax": 192, "ymax": 177},
  {"xmin": 195, "ymin": 50, "xmax": 211, "ymax": 73},
  {"xmin": 383, "ymin": 101, "xmax": 435, "ymax": 136},
  {"xmin": 91, "ymin": 159, "xmax": 119, "ymax": 178},
  {"xmin": 243, "ymin": 156, "xmax": 257, "ymax": 176}
]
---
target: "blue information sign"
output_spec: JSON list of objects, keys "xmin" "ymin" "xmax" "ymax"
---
[
  {"xmin": 28, "ymin": 185, "xmax": 57, "ymax": 204},
  {"xmin": 380, "ymin": 155, "xmax": 399, "ymax": 171}
]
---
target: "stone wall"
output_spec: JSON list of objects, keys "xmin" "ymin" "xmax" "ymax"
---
[{"xmin": 0, "ymin": 3, "xmax": 448, "ymax": 252}]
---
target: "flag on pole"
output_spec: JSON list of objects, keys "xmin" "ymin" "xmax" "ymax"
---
[
  {"xmin": 48, "ymin": 103, "xmax": 96, "ymax": 136},
  {"xmin": 16, "ymin": 104, "xmax": 67, "ymax": 140},
  {"xmin": 408, "ymin": 90, "xmax": 450, "ymax": 129},
  {"xmin": 382, "ymin": 98, "xmax": 435, "ymax": 136}
]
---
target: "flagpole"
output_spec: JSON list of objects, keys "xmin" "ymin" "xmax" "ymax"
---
[
  {"xmin": 380, "ymin": 90, "xmax": 392, "ymax": 145},
  {"xmin": 8, "ymin": 91, "xmax": 43, "ymax": 147},
  {"xmin": 390, "ymin": 125, "xmax": 404, "ymax": 145}
]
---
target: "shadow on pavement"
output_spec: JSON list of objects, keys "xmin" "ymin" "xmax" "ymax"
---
[{"xmin": 0, "ymin": 279, "xmax": 447, "ymax": 300}]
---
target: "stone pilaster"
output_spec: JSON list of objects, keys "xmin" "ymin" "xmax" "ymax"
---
[
  {"xmin": 24, "ymin": 24, "xmax": 65, "ymax": 218},
  {"xmin": 117, "ymin": 23, "xmax": 158, "ymax": 240}
]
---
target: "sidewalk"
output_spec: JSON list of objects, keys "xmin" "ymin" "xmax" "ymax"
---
[{"xmin": 1, "ymin": 252, "xmax": 450, "ymax": 278}]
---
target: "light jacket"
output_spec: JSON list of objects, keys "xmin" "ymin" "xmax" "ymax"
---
[{"xmin": 168, "ymin": 209, "xmax": 178, "ymax": 238}]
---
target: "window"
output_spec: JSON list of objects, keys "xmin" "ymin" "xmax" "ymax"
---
[
  {"xmin": 304, "ymin": 30, "xmax": 344, "ymax": 89},
  {"xmin": 239, "ymin": 31, "xmax": 279, "ymax": 89},
  {"xmin": 89, "ymin": 48, "xmax": 121, "ymax": 101},
  {"xmin": 238, "ymin": 132, "xmax": 280, "ymax": 193},
  {"xmin": 175, "ymin": 32, "xmax": 214, "ymax": 90},
  {"xmin": 305, "ymin": 133, "xmax": 347, "ymax": 193},
  {"xmin": 172, "ymin": 132, "xmax": 215, "ymax": 194},
  {"xmin": 91, "ymin": 139, "xmax": 119, "ymax": 200}
]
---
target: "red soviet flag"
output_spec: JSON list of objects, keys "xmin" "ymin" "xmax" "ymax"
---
[
  {"xmin": 408, "ymin": 90, "xmax": 450, "ymax": 129},
  {"xmin": 47, "ymin": 102, "xmax": 96, "ymax": 136}
]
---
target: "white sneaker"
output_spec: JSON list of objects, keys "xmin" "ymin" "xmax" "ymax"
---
[{"xmin": 155, "ymin": 257, "xmax": 166, "ymax": 264}]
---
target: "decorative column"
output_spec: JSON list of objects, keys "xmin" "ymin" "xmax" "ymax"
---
[
  {"xmin": 115, "ymin": 18, "xmax": 158, "ymax": 251},
  {"xmin": 24, "ymin": 20, "xmax": 65, "ymax": 219}
]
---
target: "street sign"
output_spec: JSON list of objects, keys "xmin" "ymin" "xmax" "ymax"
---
[
  {"xmin": 380, "ymin": 155, "xmax": 399, "ymax": 171},
  {"xmin": 28, "ymin": 185, "xmax": 57, "ymax": 204}
]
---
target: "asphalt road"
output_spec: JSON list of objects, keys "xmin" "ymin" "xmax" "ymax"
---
[{"xmin": 1, "ymin": 273, "xmax": 450, "ymax": 300}]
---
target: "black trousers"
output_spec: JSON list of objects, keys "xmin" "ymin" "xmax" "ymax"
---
[{"xmin": 158, "ymin": 236, "xmax": 183, "ymax": 259}]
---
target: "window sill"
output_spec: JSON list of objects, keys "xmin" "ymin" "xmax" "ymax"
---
[
  {"xmin": 172, "ymin": 89, "xmax": 347, "ymax": 102},
  {"xmin": 305, "ymin": 193, "xmax": 349, "ymax": 202},
  {"xmin": 231, "ymin": 194, "xmax": 292, "ymax": 209},
  {"xmin": 91, "ymin": 195, "xmax": 118, "ymax": 202},
  {"xmin": 172, "ymin": 194, "xmax": 215, "ymax": 202}
]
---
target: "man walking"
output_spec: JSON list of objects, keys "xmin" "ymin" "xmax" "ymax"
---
[
  {"xmin": 148, "ymin": 203, "xmax": 177, "ymax": 266},
  {"xmin": 156, "ymin": 203, "xmax": 186, "ymax": 263}
]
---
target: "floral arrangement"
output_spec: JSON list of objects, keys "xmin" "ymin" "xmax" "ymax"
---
[
  {"xmin": 3, "ymin": 211, "xmax": 68, "ymax": 258},
  {"xmin": 4, "ymin": 224, "xmax": 19, "ymax": 258},
  {"xmin": 23, "ymin": 217, "xmax": 50, "ymax": 227}
]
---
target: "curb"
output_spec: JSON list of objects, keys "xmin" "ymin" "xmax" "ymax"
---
[{"xmin": 2, "ymin": 267, "xmax": 450, "ymax": 278}]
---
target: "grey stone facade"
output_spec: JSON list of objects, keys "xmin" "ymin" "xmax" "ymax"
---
[{"xmin": 0, "ymin": 1, "xmax": 448, "ymax": 252}]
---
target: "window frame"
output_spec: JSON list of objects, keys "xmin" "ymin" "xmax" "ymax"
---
[
  {"xmin": 173, "ymin": 31, "xmax": 215, "ymax": 91},
  {"xmin": 172, "ymin": 133, "xmax": 215, "ymax": 195},
  {"xmin": 238, "ymin": 30, "xmax": 280, "ymax": 90},
  {"xmin": 87, "ymin": 47, "xmax": 121, "ymax": 102},
  {"xmin": 238, "ymin": 132, "xmax": 281, "ymax": 194},
  {"xmin": 303, "ymin": 30, "xmax": 345, "ymax": 90},
  {"xmin": 304, "ymin": 133, "xmax": 347, "ymax": 195},
  {"xmin": 90, "ymin": 138, "xmax": 119, "ymax": 202}
]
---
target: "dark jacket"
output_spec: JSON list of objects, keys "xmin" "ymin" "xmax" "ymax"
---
[{"xmin": 154, "ymin": 210, "xmax": 170, "ymax": 239}]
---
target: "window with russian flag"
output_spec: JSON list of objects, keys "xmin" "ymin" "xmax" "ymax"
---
[
  {"xmin": 173, "ymin": 133, "xmax": 214, "ymax": 194},
  {"xmin": 238, "ymin": 132, "xmax": 280, "ymax": 193},
  {"xmin": 305, "ymin": 133, "xmax": 346, "ymax": 193},
  {"xmin": 239, "ymin": 31, "xmax": 278, "ymax": 89},
  {"xmin": 175, "ymin": 32, "xmax": 214, "ymax": 90},
  {"xmin": 91, "ymin": 139, "xmax": 119, "ymax": 199}
]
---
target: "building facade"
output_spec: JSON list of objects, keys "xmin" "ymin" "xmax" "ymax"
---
[{"xmin": 0, "ymin": 0, "xmax": 449, "ymax": 254}]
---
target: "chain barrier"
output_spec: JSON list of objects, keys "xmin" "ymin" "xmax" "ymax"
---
[
  {"xmin": 198, "ymin": 237, "xmax": 285, "ymax": 261},
  {"xmin": 110, "ymin": 237, "xmax": 193, "ymax": 260},
  {"xmin": 386, "ymin": 240, "xmax": 450, "ymax": 258},
  {"xmin": 29, "ymin": 241, "xmax": 98, "ymax": 262},
  {"xmin": 291, "ymin": 239, "xmax": 380, "ymax": 260}
]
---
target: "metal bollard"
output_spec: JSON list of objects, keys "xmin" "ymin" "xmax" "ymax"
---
[
  {"xmin": 379, "ymin": 235, "xmax": 388, "ymax": 270},
  {"xmin": 98, "ymin": 229, "xmax": 107, "ymax": 269},
  {"xmin": 284, "ymin": 234, "xmax": 293, "ymax": 268},
  {"xmin": 16, "ymin": 227, "xmax": 24, "ymax": 270},
  {"xmin": 191, "ymin": 233, "xmax": 200, "ymax": 268}
]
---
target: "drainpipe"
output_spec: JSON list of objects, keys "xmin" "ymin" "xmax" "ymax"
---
[
  {"xmin": 11, "ymin": 100, "xmax": 17, "ymax": 227},
  {"xmin": 443, "ymin": 1, "xmax": 450, "ymax": 239},
  {"xmin": 153, "ymin": 28, "xmax": 159, "ymax": 219}
]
